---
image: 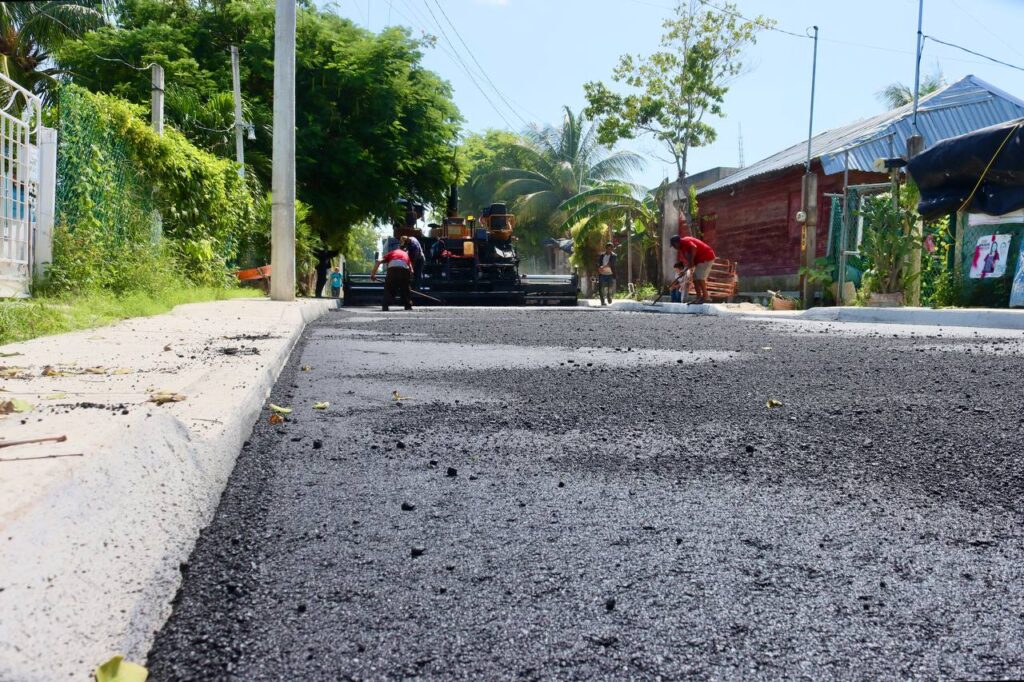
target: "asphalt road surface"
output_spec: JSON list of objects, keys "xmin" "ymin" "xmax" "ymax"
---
[{"xmin": 147, "ymin": 307, "xmax": 1024, "ymax": 680}]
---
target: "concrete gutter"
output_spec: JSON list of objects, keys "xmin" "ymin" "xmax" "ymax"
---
[
  {"xmin": 0, "ymin": 298, "xmax": 338, "ymax": 681},
  {"xmin": 595, "ymin": 299, "xmax": 1024, "ymax": 331}
]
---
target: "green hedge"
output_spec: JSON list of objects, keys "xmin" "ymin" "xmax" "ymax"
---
[{"xmin": 48, "ymin": 86, "xmax": 259, "ymax": 294}]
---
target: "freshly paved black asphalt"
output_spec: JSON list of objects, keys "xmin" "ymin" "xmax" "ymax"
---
[{"xmin": 147, "ymin": 308, "xmax": 1024, "ymax": 680}]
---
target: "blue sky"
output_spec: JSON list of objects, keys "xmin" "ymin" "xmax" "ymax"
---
[{"xmin": 322, "ymin": 0, "xmax": 1024, "ymax": 188}]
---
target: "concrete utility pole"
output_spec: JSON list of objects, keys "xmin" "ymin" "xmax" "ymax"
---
[
  {"xmin": 150, "ymin": 64, "xmax": 164, "ymax": 136},
  {"xmin": 800, "ymin": 27, "xmax": 819, "ymax": 308},
  {"xmin": 231, "ymin": 45, "xmax": 245, "ymax": 179},
  {"xmin": 270, "ymin": 0, "xmax": 296, "ymax": 301},
  {"xmin": 151, "ymin": 64, "xmax": 164, "ymax": 240},
  {"xmin": 906, "ymin": 0, "xmax": 927, "ymax": 305}
]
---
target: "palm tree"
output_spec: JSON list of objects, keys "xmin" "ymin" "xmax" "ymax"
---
[
  {"xmin": 877, "ymin": 67, "xmax": 946, "ymax": 110},
  {"xmin": 558, "ymin": 181, "xmax": 663, "ymax": 282},
  {"xmin": 0, "ymin": 1, "xmax": 107, "ymax": 102},
  {"xmin": 491, "ymin": 107, "xmax": 644, "ymax": 237}
]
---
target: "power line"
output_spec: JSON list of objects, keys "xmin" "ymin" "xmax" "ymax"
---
[
  {"xmin": 428, "ymin": 0, "xmax": 531, "ymax": 126},
  {"xmin": 947, "ymin": 0, "xmax": 1024, "ymax": 61},
  {"xmin": 417, "ymin": 0, "xmax": 517, "ymax": 130},
  {"xmin": 924, "ymin": 34, "xmax": 1024, "ymax": 74},
  {"xmin": 696, "ymin": 0, "xmax": 810, "ymax": 40}
]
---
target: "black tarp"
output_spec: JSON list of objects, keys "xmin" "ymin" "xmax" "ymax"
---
[{"xmin": 908, "ymin": 118, "xmax": 1024, "ymax": 220}]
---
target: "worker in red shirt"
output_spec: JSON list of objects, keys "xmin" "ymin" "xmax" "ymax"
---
[
  {"xmin": 670, "ymin": 235, "xmax": 716, "ymax": 305},
  {"xmin": 370, "ymin": 243, "xmax": 414, "ymax": 311}
]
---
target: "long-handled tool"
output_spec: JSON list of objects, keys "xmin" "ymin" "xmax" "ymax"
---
[
  {"xmin": 645, "ymin": 271, "xmax": 690, "ymax": 306},
  {"xmin": 410, "ymin": 288, "xmax": 445, "ymax": 305}
]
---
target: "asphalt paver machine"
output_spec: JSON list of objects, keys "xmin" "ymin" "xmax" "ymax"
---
[{"xmin": 343, "ymin": 188, "xmax": 578, "ymax": 307}]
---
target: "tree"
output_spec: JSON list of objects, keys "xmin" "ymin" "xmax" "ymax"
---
[
  {"xmin": 583, "ymin": 0, "xmax": 772, "ymax": 192},
  {"xmin": 57, "ymin": 0, "xmax": 461, "ymax": 244},
  {"xmin": 558, "ymin": 181, "xmax": 663, "ymax": 280},
  {"xmin": 0, "ymin": 1, "xmax": 107, "ymax": 101},
  {"xmin": 490, "ymin": 106, "xmax": 643, "ymax": 252},
  {"xmin": 455, "ymin": 129, "xmax": 533, "ymax": 215},
  {"xmin": 877, "ymin": 67, "xmax": 946, "ymax": 110}
]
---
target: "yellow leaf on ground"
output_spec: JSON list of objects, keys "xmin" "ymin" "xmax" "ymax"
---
[
  {"xmin": 85, "ymin": 367, "xmax": 107, "ymax": 374},
  {"xmin": 766, "ymin": 398, "xmax": 784, "ymax": 409},
  {"xmin": 301, "ymin": 365, "xmax": 313, "ymax": 372},
  {"xmin": 94, "ymin": 655, "xmax": 148, "ymax": 682},
  {"xmin": 45, "ymin": 393, "xmax": 68, "ymax": 400},
  {"xmin": 391, "ymin": 391, "xmax": 414, "ymax": 402},
  {"xmin": 0, "ymin": 399, "xmax": 32, "ymax": 414},
  {"xmin": 112, "ymin": 368, "xmax": 134, "ymax": 375},
  {"xmin": 269, "ymin": 404, "xmax": 292, "ymax": 414},
  {"xmin": 313, "ymin": 401, "xmax": 330, "ymax": 410}
]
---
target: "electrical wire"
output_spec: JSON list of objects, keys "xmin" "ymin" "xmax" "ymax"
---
[
  {"xmin": 696, "ymin": 0, "xmax": 809, "ymax": 40},
  {"xmin": 417, "ymin": 0, "xmax": 517, "ymax": 130},
  {"xmin": 923, "ymin": 35, "xmax": 1024, "ymax": 74},
  {"xmin": 428, "ymin": 0, "xmax": 532, "ymax": 126}
]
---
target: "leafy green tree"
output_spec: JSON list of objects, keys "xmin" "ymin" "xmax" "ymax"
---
[
  {"xmin": 490, "ymin": 107, "xmax": 643, "ymax": 252},
  {"xmin": 558, "ymin": 182, "xmax": 663, "ymax": 278},
  {"xmin": 57, "ymin": 0, "xmax": 461, "ymax": 244},
  {"xmin": 584, "ymin": 0, "xmax": 772, "ymax": 194},
  {"xmin": 877, "ymin": 67, "xmax": 946, "ymax": 110},
  {"xmin": 0, "ymin": 1, "xmax": 107, "ymax": 101},
  {"xmin": 456, "ymin": 129, "xmax": 534, "ymax": 215}
]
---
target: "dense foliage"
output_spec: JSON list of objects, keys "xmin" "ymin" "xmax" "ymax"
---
[
  {"xmin": 48, "ymin": 85, "xmax": 259, "ymax": 293},
  {"xmin": 57, "ymin": 0, "xmax": 461, "ymax": 244}
]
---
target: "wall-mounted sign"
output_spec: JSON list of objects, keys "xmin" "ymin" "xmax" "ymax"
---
[{"xmin": 970, "ymin": 234, "xmax": 1012, "ymax": 279}]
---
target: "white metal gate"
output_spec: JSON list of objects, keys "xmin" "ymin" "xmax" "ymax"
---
[{"xmin": 0, "ymin": 74, "xmax": 41, "ymax": 299}]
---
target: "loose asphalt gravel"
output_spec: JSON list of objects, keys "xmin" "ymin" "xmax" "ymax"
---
[{"xmin": 146, "ymin": 307, "xmax": 1024, "ymax": 680}]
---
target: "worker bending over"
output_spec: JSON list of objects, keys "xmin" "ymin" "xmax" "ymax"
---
[
  {"xmin": 371, "ymin": 243, "xmax": 414, "ymax": 311},
  {"xmin": 670, "ymin": 235, "xmax": 716, "ymax": 305}
]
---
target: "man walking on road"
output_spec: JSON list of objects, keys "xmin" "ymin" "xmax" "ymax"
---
[
  {"xmin": 670, "ymin": 235, "xmax": 716, "ymax": 305},
  {"xmin": 596, "ymin": 242, "xmax": 617, "ymax": 306},
  {"xmin": 371, "ymin": 244, "xmax": 414, "ymax": 311}
]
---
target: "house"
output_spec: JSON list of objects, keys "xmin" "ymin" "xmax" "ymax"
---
[{"xmin": 685, "ymin": 75, "xmax": 1024, "ymax": 292}]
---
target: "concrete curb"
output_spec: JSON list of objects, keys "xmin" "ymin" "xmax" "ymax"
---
[
  {"xmin": 0, "ymin": 298, "xmax": 338, "ymax": 681},
  {"xmin": 598, "ymin": 300, "xmax": 1024, "ymax": 331}
]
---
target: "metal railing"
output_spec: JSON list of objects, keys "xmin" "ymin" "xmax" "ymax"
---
[{"xmin": 0, "ymin": 74, "xmax": 42, "ymax": 299}]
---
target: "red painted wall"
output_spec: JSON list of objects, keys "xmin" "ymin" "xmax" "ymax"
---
[{"xmin": 694, "ymin": 164, "xmax": 885, "ymax": 279}]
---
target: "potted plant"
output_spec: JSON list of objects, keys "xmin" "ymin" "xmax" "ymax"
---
[{"xmin": 857, "ymin": 194, "xmax": 921, "ymax": 307}]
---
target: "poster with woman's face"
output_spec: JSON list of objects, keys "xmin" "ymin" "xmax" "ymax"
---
[{"xmin": 970, "ymin": 234, "xmax": 1012, "ymax": 279}]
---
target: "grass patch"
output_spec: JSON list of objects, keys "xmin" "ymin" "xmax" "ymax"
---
[{"xmin": 0, "ymin": 287, "xmax": 263, "ymax": 346}]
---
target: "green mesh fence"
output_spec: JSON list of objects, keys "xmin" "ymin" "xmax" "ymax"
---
[{"xmin": 54, "ymin": 88, "xmax": 154, "ymax": 245}]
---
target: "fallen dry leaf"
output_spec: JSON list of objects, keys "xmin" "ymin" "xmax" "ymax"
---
[
  {"xmin": 766, "ymin": 398, "xmax": 784, "ymax": 409},
  {"xmin": 269, "ymin": 413, "xmax": 285, "ymax": 425},
  {"xmin": 94, "ymin": 655, "xmax": 148, "ymax": 682},
  {"xmin": 0, "ymin": 351, "xmax": 22, "ymax": 358},
  {"xmin": 301, "ymin": 365, "xmax": 313, "ymax": 372},
  {"xmin": 45, "ymin": 393, "xmax": 68, "ymax": 400},
  {"xmin": 163, "ymin": 344, "xmax": 172, "ymax": 352},
  {"xmin": 85, "ymin": 367, "xmax": 106, "ymax": 375},
  {"xmin": 313, "ymin": 401, "xmax": 330, "ymax": 410},
  {"xmin": 391, "ymin": 390, "xmax": 414, "ymax": 402},
  {"xmin": 112, "ymin": 368, "xmax": 134, "ymax": 375},
  {"xmin": 148, "ymin": 391, "xmax": 186, "ymax": 406},
  {"xmin": 41, "ymin": 365, "xmax": 63, "ymax": 377},
  {"xmin": 0, "ymin": 367, "xmax": 27, "ymax": 379}
]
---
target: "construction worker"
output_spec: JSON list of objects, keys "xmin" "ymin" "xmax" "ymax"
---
[
  {"xmin": 371, "ymin": 244, "xmax": 414, "ymax": 312},
  {"xmin": 670, "ymin": 235, "xmax": 716, "ymax": 305},
  {"xmin": 596, "ymin": 242, "xmax": 617, "ymax": 306}
]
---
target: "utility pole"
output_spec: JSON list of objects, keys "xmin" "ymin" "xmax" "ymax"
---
[
  {"xmin": 906, "ymin": 0, "xmax": 927, "ymax": 305},
  {"xmin": 800, "ymin": 26, "xmax": 820, "ymax": 308},
  {"xmin": 270, "ymin": 0, "xmax": 296, "ymax": 301},
  {"xmin": 151, "ymin": 64, "xmax": 164, "ymax": 241},
  {"xmin": 150, "ymin": 64, "xmax": 164, "ymax": 136},
  {"xmin": 231, "ymin": 45, "xmax": 245, "ymax": 179}
]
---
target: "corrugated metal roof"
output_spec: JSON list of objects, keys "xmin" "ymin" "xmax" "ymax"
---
[{"xmin": 699, "ymin": 75, "xmax": 1024, "ymax": 195}]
